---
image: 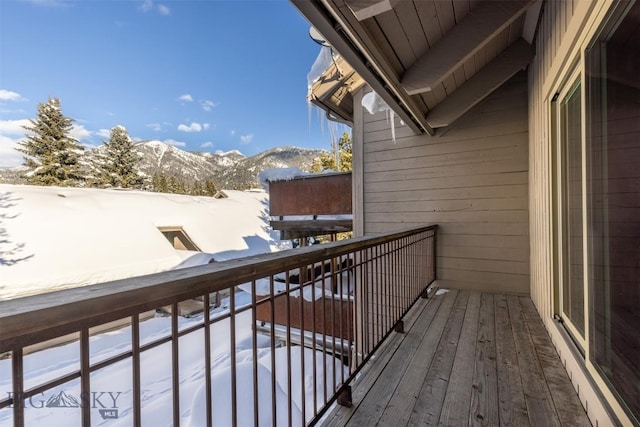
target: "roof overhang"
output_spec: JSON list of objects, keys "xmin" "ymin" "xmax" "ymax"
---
[
  {"xmin": 308, "ymin": 54, "xmax": 366, "ymax": 125},
  {"xmin": 294, "ymin": 0, "xmax": 433, "ymax": 135},
  {"xmin": 292, "ymin": 0, "xmax": 543, "ymax": 134}
]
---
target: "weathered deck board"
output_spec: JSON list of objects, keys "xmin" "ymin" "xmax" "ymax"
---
[
  {"xmin": 439, "ymin": 291, "xmax": 481, "ymax": 425},
  {"xmin": 519, "ymin": 297, "xmax": 591, "ymax": 426},
  {"xmin": 407, "ymin": 291, "xmax": 469, "ymax": 425},
  {"xmin": 507, "ymin": 294, "xmax": 561, "ymax": 427},
  {"xmin": 345, "ymin": 290, "xmax": 453, "ymax": 426},
  {"xmin": 375, "ymin": 290, "xmax": 458, "ymax": 426},
  {"xmin": 325, "ymin": 291, "xmax": 444, "ymax": 426},
  {"xmin": 470, "ymin": 292, "xmax": 498, "ymax": 426},
  {"xmin": 323, "ymin": 290, "xmax": 590, "ymax": 426},
  {"xmin": 494, "ymin": 293, "xmax": 529, "ymax": 426}
]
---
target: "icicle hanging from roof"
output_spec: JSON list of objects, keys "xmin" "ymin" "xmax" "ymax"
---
[
  {"xmin": 306, "ymin": 46, "xmax": 351, "ymax": 162},
  {"xmin": 361, "ymin": 91, "xmax": 398, "ymax": 144}
]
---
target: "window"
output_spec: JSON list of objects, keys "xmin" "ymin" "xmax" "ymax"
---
[
  {"xmin": 158, "ymin": 226, "xmax": 201, "ymax": 251},
  {"xmin": 555, "ymin": 2, "xmax": 640, "ymax": 422},
  {"xmin": 586, "ymin": 1, "xmax": 640, "ymax": 419},
  {"xmin": 559, "ymin": 76, "xmax": 585, "ymax": 341}
]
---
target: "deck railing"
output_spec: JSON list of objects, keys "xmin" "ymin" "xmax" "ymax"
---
[{"xmin": 0, "ymin": 225, "xmax": 436, "ymax": 426}]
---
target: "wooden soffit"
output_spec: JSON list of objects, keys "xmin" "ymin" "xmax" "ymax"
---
[
  {"xmin": 292, "ymin": 0, "xmax": 541, "ymax": 131},
  {"xmin": 426, "ymin": 38, "xmax": 534, "ymax": 128},
  {"xmin": 308, "ymin": 55, "xmax": 366, "ymax": 124},
  {"xmin": 401, "ymin": 0, "xmax": 534, "ymax": 95}
]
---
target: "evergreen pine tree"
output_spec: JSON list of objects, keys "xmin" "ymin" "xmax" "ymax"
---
[
  {"xmin": 168, "ymin": 175, "xmax": 179, "ymax": 193},
  {"xmin": 191, "ymin": 181, "xmax": 204, "ymax": 196},
  {"xmin": 176, "ymin": 179, "xmax": 187, "ymax": 195},
  {"xmin": 311, "ymin": 131, "xmax": 352, "ymax": 173},
  {"xmin": 204, "ymin": 180, "xmax": 217, "ymax": 196},
  {"xmin": 152, "ymin": 173, "xmax": 169, "ymax": 193},
  {"xmin": 98, "ymin": 126, "xmax": 142, "ymax": 188},
  {"xmin": 17, "ymin": 97, "xmax": 85, "ymax": 186}
]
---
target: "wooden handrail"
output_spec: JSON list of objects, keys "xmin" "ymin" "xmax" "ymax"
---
[
  {"xmin": 0, "ymin": 225, "xmax": 436, "ymax": 352},
  {"xmin": 1, "ymin": 225, "xmax": 438, "ymax": 426}
]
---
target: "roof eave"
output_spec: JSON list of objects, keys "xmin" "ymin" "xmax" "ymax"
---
[{"xmin": 291, "ymin": 0, "xmax": 434, "ymax": 136}]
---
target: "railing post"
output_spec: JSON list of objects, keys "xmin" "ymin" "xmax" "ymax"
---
[
  {"xmin": 394, "ymin": 320, "xmax": 405, "ymax": 333},
  {"xmin": 337, "ymin": 385, "xmax": 352, "ymax": 407},
  {"xmin": 0, "ymin": 225, "xmax": 438, "ymax": 427},
  {"xmin": 12, "ymin": 349, "xmax": 24, "ymax": 427},
  {"xmin": 80, "ymin": 328, "xmax": 91, "ymax": 427}
]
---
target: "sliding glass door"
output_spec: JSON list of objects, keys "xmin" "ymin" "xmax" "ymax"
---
[
  {"xmin": 586, "ymin": 2, "xmax": 640, "ymax": 420},
  {"xmin": 559, "ymin": 76, "xmax": 586, "ymax": 342},
  {"xmin": 556, "ymin": 2, "xmax": 639, "ymax": 422}
]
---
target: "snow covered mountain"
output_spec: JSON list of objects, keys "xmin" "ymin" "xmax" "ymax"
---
[
  {"xmin": 214, "ymin": 146, "xmax": 325, "ymax": 189},
  {"xmin": 0, "ymin": 142, "xmax": 326, "ymax": 190},
  {"xmin": 131, "ymin": 141, "xmax": 246, "ymax": 181}
]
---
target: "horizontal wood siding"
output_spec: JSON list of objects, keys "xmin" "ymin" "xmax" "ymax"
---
[{"xmin": 360, "ymin": 72, "xmax": 530, "ymax": 294}]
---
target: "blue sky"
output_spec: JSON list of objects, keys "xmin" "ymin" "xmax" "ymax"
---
[{"xmin": 0, "ymin": 0, "xmax": 348, "ymax": 167}]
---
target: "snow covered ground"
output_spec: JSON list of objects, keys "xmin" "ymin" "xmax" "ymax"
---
[
  {"xmin": 0, "ymin": 184, "xmax": 289, "ymax": 300},
  {"xmin": 0, "ymin": 183, "xmax": 351, "ymax": 426},
  {"xmin": 0, "ymin": 291, "xmax": 349, "ymax": 426}
]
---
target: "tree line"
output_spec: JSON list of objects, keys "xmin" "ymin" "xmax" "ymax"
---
[
  {"xmin": 310, "ymin": 131, "xmax": 352, "ymax": 173},
  {"xmin": 16, "ymin": 97, "xmax": 218, "ymax": 196},
  {"xmin": 16, "ymin": 97, "xmax": 352, "ymax": 194}
]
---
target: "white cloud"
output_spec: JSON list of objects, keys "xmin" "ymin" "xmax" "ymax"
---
[
  {"xmin": 201, "ymin": 100, "xmax": 216, "ymax": 111},
  {"xmin": 230, "ymin": 129, "xmax": 236, "ymax": 136},
  {"xmin": 70, "ymin": 124, "xmax": 91, "ymax": 141},
  {"xmin": 200, "ymin": 142, "xmax": 213, "ymax": 148},
  {"xmin": 178, "ymin": 94, "xmax": 193, "ymax": 103},
  {"xmin": 0, "ymin": 90, "xmax": 24, "ymax": 101},
  {"xmin": 0, "ymin": 119, "xmax": 30, "ymax": 135},
  {"xmin": 0, "ymin": 135, "xmax": 23, "ymax": 168},
  {"xmin": 146, "ymin": 122, "xmax": 163, "ymax": 132},
  {"xmin": 203, "ymin": 123, "xmax": 210, "ymax": 131},
  {"xmin": 21, "ymin": 0, "xmax": 69, "ymax": 7},
  {"xmin": 163, "ymin": 139, "xmax": 186, "ymax": 147},
  {"xmin": 96, "ymin": 129, "xmax": 111, "ymax": 138},
  {"xmin": 139, "ymin": 1, "xmax": 170, "ymax": 15},
  {"xmin": 0, "ymin": 120, "xmax": 30, "ymax": 167},
  {"xmin": 0, "ymin": 119, "xmax": 92, "ymax": 144},
  {"xmin": 139, "ymin": 0, "xmax": 153, "ymax": 12},
  {"xmin": 177, "ymin": 122, "xmax": 202, "ymax": 133},
  {"xmin": 240, "ymin": 133, "xmax": 254, "ymax": 144}
]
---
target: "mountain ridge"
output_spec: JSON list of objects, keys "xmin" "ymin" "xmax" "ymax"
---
[{"xmin": 0, "ymin": 141, "xmax": 326, "ymax": 190}]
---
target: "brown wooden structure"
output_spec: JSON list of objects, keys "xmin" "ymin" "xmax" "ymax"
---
[
  {"xmin": 256, "ymin": 293, "xmax": 353, "ymax": 342},
  {"xmin": 268, "ymin": 172, "xmax": 353, "ymax": 239}
]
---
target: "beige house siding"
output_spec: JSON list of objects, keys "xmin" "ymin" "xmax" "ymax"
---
[
  {"xmin": 527, "ymin": 0, "xmax": 583, "ymax": 330},
  {"xmin": 356, "ymin": 72, "xmax": 530, "ymax": 295},
  {"xmin": 528, "ymin": 1, "xmax": 628, "ymax": 425}
]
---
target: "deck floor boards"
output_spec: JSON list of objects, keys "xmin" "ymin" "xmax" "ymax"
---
[{"xmin": 327, "ymin": 290, "xmax": 590, "ymax": 426}]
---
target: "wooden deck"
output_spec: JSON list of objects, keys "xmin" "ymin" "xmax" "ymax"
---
[{"xmin": 323, "ymin": 289, "xmax": 591, "ymax": 426}]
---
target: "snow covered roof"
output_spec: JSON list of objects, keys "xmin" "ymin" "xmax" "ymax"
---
[
  {"xmin": 0, "ymin": 184, "xmax": 286, "ymax": 300},
  {"xmin": 307, "ymin": 48, "xmax": 365, "ymax": 125},
  {"xmin": 257, "ymin": 167, "xmax": 309, "ymax": 190}
]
